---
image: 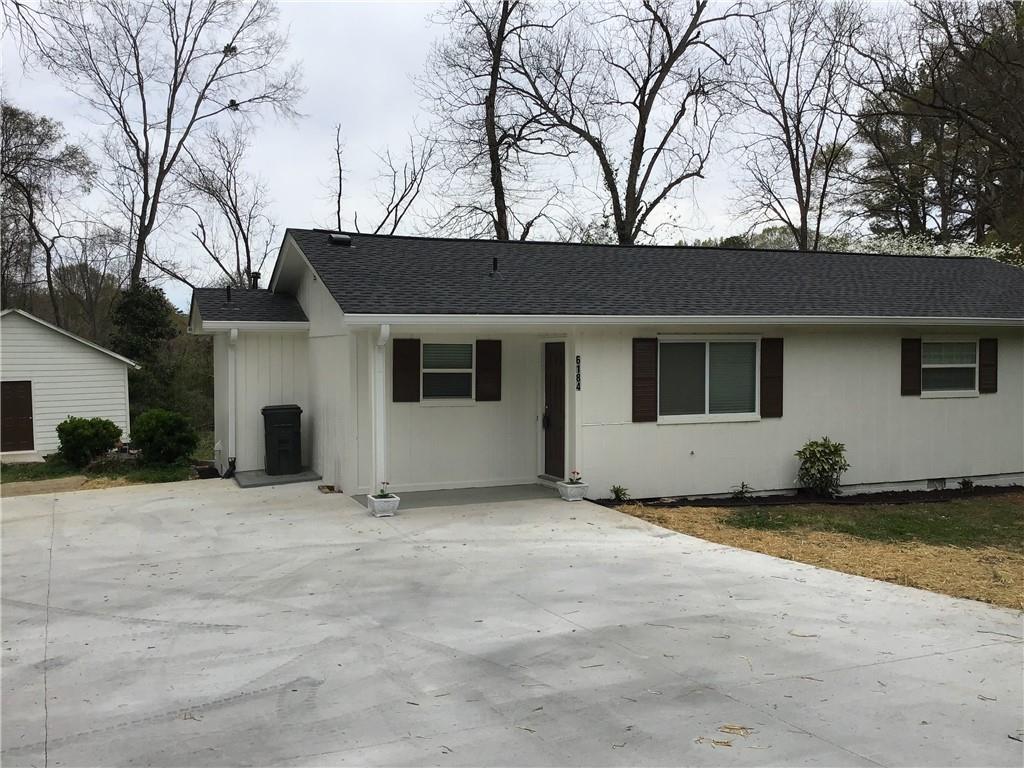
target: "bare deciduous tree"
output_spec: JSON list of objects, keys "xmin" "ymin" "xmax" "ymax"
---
[
  {"xmin": 0, "ymin": 102, "xmax": 94, "ymax": 323},
  {"xmin": 54, "ymin": 223, "xmax": 128, "ymax": 342},
  {"xmin": 9, "ymin": 0, "xmax": 301, "ymax": 287},
  {"xmin": 332, "ymin": 124, "xmax": 344, "ymax": 232},
  {"xmin": 732, "ymin": 0, "xmax": 864, "ymax": 251},
  {"xmin": 182, "ymin": 129, "xmax": 276, "ymax": 288},
  {"xmin": 503, "ymin": 0, "xmax": 745, "ymax": 245},
  {"xmin": 425, "ymin": 0, "xmax": 564, "ymax": 240},
  {"xmin": 353, "ymin": 135, "xmax": 438, "ymax": 236}
]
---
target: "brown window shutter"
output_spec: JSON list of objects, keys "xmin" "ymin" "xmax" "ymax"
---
[
  {"xmin": 760, "ymin": 338, "xmax": 784, "ymax": 418},
  {"xmin": 901, "ymin": 338, "xmax": 921, "ymax": 396},
  {"xmin": 392, "ymin": 338, "xmax": 420, "ymax": 402},
  {"xmin": 475, "ymin": 340, "xmax": 502, "ymax": 401},
  {"xmin": 632, "ymin": 338, "xmax": 658, "ymax": 422},
  {"xmin": 979, "ymin": 338, "xmax": 998, "ymax": 393}
]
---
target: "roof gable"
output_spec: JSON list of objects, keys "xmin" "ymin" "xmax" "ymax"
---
[
  {"xmin": 0, "ymin": 309, "xmax": 140, "ymax": 368},
  {"xmin": 283, "ymin": 229, "xmax": 1024, "ymax": 322}
]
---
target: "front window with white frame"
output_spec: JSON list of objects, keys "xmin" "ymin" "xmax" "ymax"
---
[
  {"xmin": 921, "ymin": 340, "xmax": 977, "ymax": 394},
  {"xmin": 658, "ymin": 338, "xmax": 758, "ymax": 421},
  {"xmin": 422, "ymin": 342, "xmax": 474, "ymax": 399}
]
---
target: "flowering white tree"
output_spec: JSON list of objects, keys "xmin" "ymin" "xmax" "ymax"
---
[{"xmin": 842, "ymin": 233, "xmax": 1023, "ymax": 268}]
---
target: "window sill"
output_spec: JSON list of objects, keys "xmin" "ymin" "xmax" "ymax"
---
[
  {"xmin": 920, "ymin": 390, "xmax": 979, "ymax": 399},
  {"xmin": 420, "ymin": 398, "xmax": 476, "ymax": 407},
  {"xmin": 658, "ymin": 413, "xmax": 761, "ymax": 425}
]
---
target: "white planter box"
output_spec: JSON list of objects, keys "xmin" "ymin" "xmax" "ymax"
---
[
  {"xmin": 367, "ymin": 494, "xmax": 400, "ymax": 517},
  {"xmin": 556, "ymin": 481, "xmax": 589, "ymax": 501}
]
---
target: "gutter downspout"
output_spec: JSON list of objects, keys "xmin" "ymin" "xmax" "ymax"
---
[
  {"xmin": 372, "ymin": 324, "xmax": 390, "ymax": 491},
  {"xmin": 225, "ymin": 328, "xmax": 238, "ymax": 477}
]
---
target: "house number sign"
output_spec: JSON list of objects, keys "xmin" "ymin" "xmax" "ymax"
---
[{"xmin": 575, "ymin": 355, "xmax": 582, "ymax": 391}]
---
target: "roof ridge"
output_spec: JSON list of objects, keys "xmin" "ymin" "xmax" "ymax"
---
[{"xmin": 291, "ymin": 227, "xmax": 992, "ymax": 262}]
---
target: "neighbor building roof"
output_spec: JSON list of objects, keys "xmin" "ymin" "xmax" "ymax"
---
[
  {"xmin": 281, "ymin": 229, "xmax": 1024, "ymax": 321},
  {"xmin": 191, "ymin": 287, "xmax": 308, "ymax": 324}
]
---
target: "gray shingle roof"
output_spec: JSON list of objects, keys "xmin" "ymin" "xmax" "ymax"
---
[
  {"xmin": 192, "ymin": 287, "xmax": 308, "ymax": 323},
  {"xmin": 285, "ymin": 229, "xmax": 1024, "ymax": 319}
]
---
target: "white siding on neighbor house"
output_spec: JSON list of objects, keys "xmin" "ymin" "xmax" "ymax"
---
[
  {"xmin": 382, "ymin": 333, "xmax": 541, "ymax": 492},
  {"xmin": 231, "ymin": 332, "xmax": 310, "ymax": 473},
  {"xmin": 0, "ymin": 312, "xmax": 131, "ymax": 455},
  {"xmin": 576, "ymin": 326, "xmax": 1024, "ymax": 498}
]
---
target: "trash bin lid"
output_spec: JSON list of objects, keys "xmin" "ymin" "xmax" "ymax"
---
[{"xmin": 261, "ymin": 404, "xmax": 302, "ymax": 414}]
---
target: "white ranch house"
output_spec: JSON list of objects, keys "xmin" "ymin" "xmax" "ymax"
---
[
  {"xmin": 188, "ymin": 230, "xmax": 1024, "ymax": 499},
  {"xmin": 0, "ymin": 309, "xmax": 138, "ymax": 462}
]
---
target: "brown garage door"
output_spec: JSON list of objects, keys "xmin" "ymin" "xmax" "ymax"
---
[{"xmin": 1, "ymin": 381, "xmax": 34, "ymax": 452}]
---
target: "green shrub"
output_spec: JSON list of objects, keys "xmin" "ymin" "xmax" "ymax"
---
[
  {"xmin": 731, "ymin": 481, "xmax": 755, "ymax": 500},
  {"xmin": 610, "ymin": 484, "xmax": 630, "ymax": 502},
  {"xmin": 795, "ymin": 437, "xmax": 850, "ymax": 497},
  {"xmin": 56, "ymin": 417, "xmax": 122, "ymax": 468},
  {"xmin": 131, "ymin": 409, "xmax": 198, "ymax": 465}
]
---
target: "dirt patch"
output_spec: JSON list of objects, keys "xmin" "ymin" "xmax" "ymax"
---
[
  {"xmin": 1, "ymin": 475, "xmax": 87, "ymax": 497},
  {"xmin": 80, "ymin": 476, "xmax": 137, "ymax": 491},
  {"xmin": 622, "ymin": 502, "xmax": 1024, "ymax": 610}
]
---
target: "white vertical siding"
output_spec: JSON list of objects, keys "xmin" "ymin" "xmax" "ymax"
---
[
  {"xmin": 232, "ymin": 332, "xmax": 310, "ymax": 472},
  {"xmin": 297, "ymin": 267, "xmax": 351, "ymax": 489},
  {"xmin": 0, "ymin": 312, "xmax": 131, "ymax": 455}
]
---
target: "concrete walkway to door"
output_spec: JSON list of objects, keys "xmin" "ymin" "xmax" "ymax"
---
[{"xmin": 2, "ymin": 481, "xmax": 1021, "ymax": 767}]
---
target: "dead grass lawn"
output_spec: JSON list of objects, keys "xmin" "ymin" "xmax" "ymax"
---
[{"xmin": 622, "ymin": 496, "xmax": 1024, "ymax": 610}]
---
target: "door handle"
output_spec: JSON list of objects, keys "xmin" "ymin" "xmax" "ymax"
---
[{"xmin": 542, "ymin": 411, "xmax": 551, "ymax": 430}]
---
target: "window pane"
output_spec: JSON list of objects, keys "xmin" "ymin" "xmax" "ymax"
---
[
  {"xmin": 659, "ymin": 343, "xmax": 705, "ymax": 415},
  {"xmin": 422, "ymin": 372, "xmax": 472, "ymax": 398},
  {"xmin": 709, "ymin": 342, "xmax": 757, "ymax": 414},
  {"xmin": 922, "ymin": 367, "xmax": 976, "ymax": 391},
  {"xmin": 423, "ymin": 343, "xmax": 472, "ymax": 369},
  {"xmin": 922, "ymin": 342, "xmax": 976, "ymax": 365}
]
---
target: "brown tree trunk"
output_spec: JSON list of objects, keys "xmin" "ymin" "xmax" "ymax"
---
[{"xmin": 486, "ymin": 2, "xmax": 512, "ymax": 241}]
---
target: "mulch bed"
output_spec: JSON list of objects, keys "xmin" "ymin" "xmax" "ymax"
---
[{"xmin": 596, "ymin": 484, "xmax": 1022, "ymax": 508}]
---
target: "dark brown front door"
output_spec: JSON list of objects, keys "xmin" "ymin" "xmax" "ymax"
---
[
  {"xmin": 1, "ymin": 381, "xmax": 34, "ymax": 452},
  {"xmin": 543, "ymin": 342, "xmax": 565, "ymax": 479}
]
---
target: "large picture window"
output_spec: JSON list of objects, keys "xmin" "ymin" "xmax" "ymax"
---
[
  {"xmin": 659, "ymin": 339, "xmax": 757, "ymax": 418},
  {"xmin": 422, "ymin": 343, "xmax": 473, "ymax": 399},
  {"xmin": 921, "ymin": 341, "xmax": 977, "ymax": 393}
]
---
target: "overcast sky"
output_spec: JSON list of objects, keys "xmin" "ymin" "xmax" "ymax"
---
[{"xmin": 3, "ymin": 1, "xmax": 739, "ymax": 309}]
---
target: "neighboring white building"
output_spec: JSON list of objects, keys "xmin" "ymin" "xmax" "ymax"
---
[
  {"xmin": 0, "ymin": 309, "xmax": 139, "ymax": 462},
  {"xmin": 189, "ymin": 230, "xmax": 1024, "ymax": 498}
]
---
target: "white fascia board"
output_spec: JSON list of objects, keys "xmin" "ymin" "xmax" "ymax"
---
[
  {"xmin": 340, "ymin": 313, "xmax": 1024, "ymax": 328},
  {"xmin": 198, "ymin": 320, "xmax": 310, "ymax": 333}
]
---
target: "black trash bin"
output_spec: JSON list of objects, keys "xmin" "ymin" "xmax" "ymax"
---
[{"xmin": 262, "ymin": 404, "xmax": 302, "ymax": 475}]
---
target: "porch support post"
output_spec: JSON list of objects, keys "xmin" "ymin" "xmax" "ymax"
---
[
  {"xmin": 227, "ymin": 328, "xmax": 238, "ymax": 466},
  {"xmin": 371, "ymin": 324, "xmax": 390, "ymax": 490}
]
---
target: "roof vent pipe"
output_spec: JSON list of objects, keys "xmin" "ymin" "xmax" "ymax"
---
[
  {"xmin": 249, "ymin": 271, "xmax": 260, "ymax": 290},
  {"xmin": 226, "ymin": 284, "xmax": 232, "ymax": 302},
  {"xmin": 329, "ymin": 233, "xmax": 351, "ymax": 247}
]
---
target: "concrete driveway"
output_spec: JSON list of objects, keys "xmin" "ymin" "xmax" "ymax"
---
[{"xmin": 2, "ymin": 482, "xmax": 1021, "ymax": 767}]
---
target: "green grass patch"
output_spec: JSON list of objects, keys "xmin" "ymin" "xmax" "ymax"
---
[
  {"xmin": 192, "ymin": 430, "xmax": 215, "ymax": 462},
  {"xmin": 0, "ymin": 455, "xmax": 79, "ymax": 483},
  {"xmin": 86, "ymin": 458, "xmax": 194, "ymax": 484},
  {"xmin": 724, "ymin": 495, "xmax": 1024, "ymax": 552},
  {"xmin": 2, "ymin": 455, "xmax": 193, "ymax": 485}
]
